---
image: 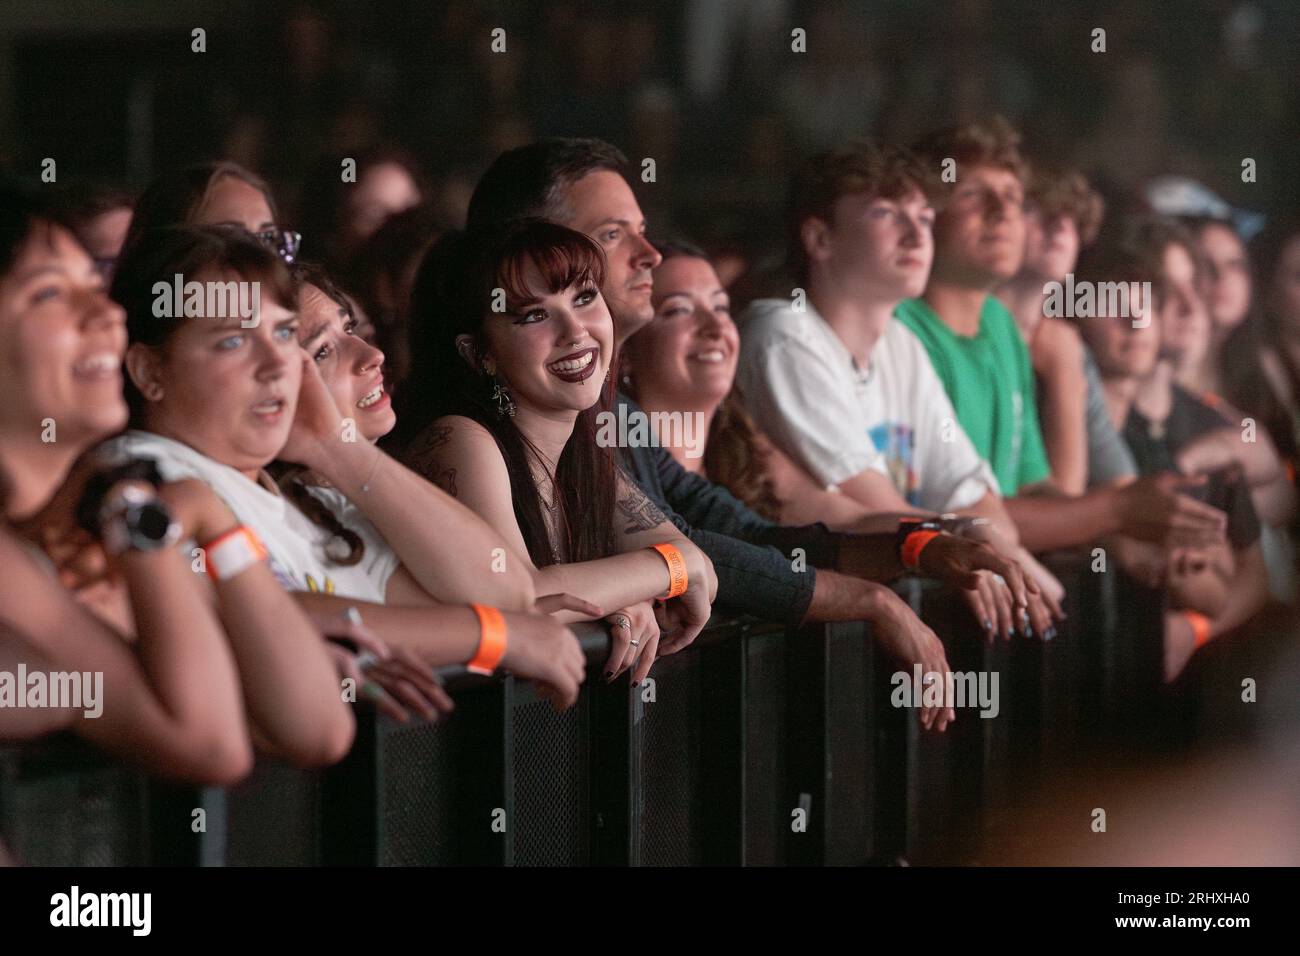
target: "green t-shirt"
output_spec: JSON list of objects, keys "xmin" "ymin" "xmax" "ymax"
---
[{"xmin": 895, "ymin": 296, "xmax": 1050, "ymax": 495}]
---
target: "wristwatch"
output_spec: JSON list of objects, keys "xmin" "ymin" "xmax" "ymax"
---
[{"xmin": 98, "ymin": 481, "xmax": 182, "ymax": 555}]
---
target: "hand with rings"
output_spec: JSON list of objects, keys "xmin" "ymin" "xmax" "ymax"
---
[{"xmin": 603, "ymin": 601, "xmax": 660, "ymax": 684}]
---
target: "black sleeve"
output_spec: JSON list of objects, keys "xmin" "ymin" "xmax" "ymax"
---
[{"xmin": 652, "ymin": 440, "xmax": 842, "ymax": 569}]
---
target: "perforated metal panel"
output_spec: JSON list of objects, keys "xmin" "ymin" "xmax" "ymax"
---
[
  {"xmin": 639, "ymin": 650, "xmax": 702, "ymax": 866},
  {"xmin": 742, "ymin": 631, "xmax": 788, "ymax": 865},
  {"xmin": 6, "ymin": 767, "xmax": 146, "ymax": 866},
  {"xmin": 511, "ymin": 697, "xmax": 586, "ymax": 865},
  {"xmin": 380, "ymin": 721, "xmax": 458, "ymax": 865},
  {"xmin": 223, "ymin": 761, "xmax": 321, "ymax": 865}
]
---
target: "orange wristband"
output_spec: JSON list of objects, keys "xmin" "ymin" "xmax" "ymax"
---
[
  {"xmin": 651, "ymin": 543, "xmax": 689, "ymax": 599},
  {"xmin": 200, "ymin": 525, "xmax": 268, "ymax": 582},
  {"xmin": 901, "ymin": 530, "xmax": 941, "ymax": 572},
  {"xmin": 1182, "ymin": 610, "xmax": 1212, "ymax": 649},
  {"xmin": 467, "ymin": 604, "xmax": 508, "ymax": 675}
]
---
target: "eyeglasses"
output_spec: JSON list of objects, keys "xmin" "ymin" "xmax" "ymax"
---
[{"xmin": 251, "ymin": 228, "xmax": 302, "ymax": 264}]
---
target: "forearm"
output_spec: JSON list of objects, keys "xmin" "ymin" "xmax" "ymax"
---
[
  {"xmin": 291, "ymin": 592, "xmax": 480, "ymax": 667},
  {"xmin": 802, "ymin": 568, "xmax": 894, "ymax": 624},
  {"xmin": 1251, "ymin": 473, "xmax": 1297, "ymax": 526},
  {"xmin": 1003, "ymin": 487, "xmax": 1119, "ymax": 552},
  {"xmin": 319, "ymin": 444, "xmax": 536, "ymax": 610},
  {"xmin": 212, "ymin": 563, "xmax": 354, "ymax": 765},
  {"xmin": 533, "ymin": 549, "xmax": 680, "ymax": 623},
  {"xmin": 962, "ymin": 492, "xmax": 1022, "ymax": 549},
  {"xmin": 111, "ymin": 551, "xmax": 253, "ymax": 776},
  {"xmin": 1207, "ymin": 546, "xmax": 1269, "ymax": 638}
]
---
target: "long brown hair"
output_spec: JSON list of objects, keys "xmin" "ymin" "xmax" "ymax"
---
[
  {"xmin": 399, "ymin": 219, "xmax": 618, "ymax": 567},
  {"xmin": 706, "ymin": 392, "xmax": 781, "ymax": 521}
]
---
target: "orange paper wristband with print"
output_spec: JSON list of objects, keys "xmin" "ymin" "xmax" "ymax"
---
[
  {"xmin": 901, "ymin": 530, "xmax": 941, "ymax": 572},
  {"xmin": 651, "ymin": 543, "xmax": 689, "ymax": 599},
  {"xmin": 467, "ymin": 603, "xmax": 508, "ymax": 675},
  {"xmin": 1182, "ymin": 610, "xmax": 1212, "ymax": 649}
]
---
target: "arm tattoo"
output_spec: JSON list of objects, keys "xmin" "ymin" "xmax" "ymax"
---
[
  {"xmin": 405, "ymin": 425, "xmax": 458, "ymax": 496},
  {"xmin": 617, "ymin": 480, "xmax": 668, "ymax": 534}
]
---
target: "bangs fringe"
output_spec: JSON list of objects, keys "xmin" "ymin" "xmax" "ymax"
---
[{"xmin": 494, "ymin": 223, "xmax": 607, "ymax": 307}]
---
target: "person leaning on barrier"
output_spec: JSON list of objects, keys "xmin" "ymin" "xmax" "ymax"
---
[
  {"xmin": 0, "ymin": 175, "xmax": 345, "ymax": 783},
  {"xmin": 900, "ymin": 119, "xmax": 1230, "ymax": 564},
  {"xmin": 629, "ymin": 240, "xmax": 1049, "ymax": 651},
  {"xmin": 413, "ymin": 138, "xmax": 1054, "ymax": 731},
  {"xmin": 398, "ymin": 220, "xmax": 718, "ymax": 686},
  {"xmin": 87, "ymin": 224, "xmax": 587, "ymax": 713},
  {"xmin": 1077, "ymin": 215, "xmax": 1270, "ymax": 681}
]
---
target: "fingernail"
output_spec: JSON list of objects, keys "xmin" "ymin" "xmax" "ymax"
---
[
  {"xmin": 983, "ymin": 618, "xmax": 993, "ymax": 632},
  {"xmin": 1044, "ymin": 627, "xmax": 1056, "ymax": 641}
]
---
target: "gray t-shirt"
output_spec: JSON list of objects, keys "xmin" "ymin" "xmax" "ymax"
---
[{"xmin": 1081, "ymin": 347, "xmax": 1138, "ymax": 487}]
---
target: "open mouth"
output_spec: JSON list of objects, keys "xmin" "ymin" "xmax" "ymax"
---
[
  {"xmin": 688, "ymin": 348, "xmax": 728, "ymax": 365},
  {"xmin": 546, "ymin": 347, "xmax": 600, "ymax": 383},
  {"xmin": 251, "ymin": 396, "xmax": 287, "ymax": 420},
  {"xmin": 72, "ymin": 353, "xmax": 121, "ymax": 381},
  {"xmin": 357, "ymin": 384, "xmax": 388, "ymax": 409}
]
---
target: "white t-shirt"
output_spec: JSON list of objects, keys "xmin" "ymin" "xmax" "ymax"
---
[
  {"xmin": 105, "ymin": 430, "xmax": 399, "ymax": 602},
  {"xmin": 738, "ymin": 299, "xmax": 999, "ymax": 512}
]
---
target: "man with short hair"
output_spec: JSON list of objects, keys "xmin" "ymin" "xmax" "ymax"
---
[
  {"xmin": 995, "ymin": 166, "xmax": 1137, "ymax": 494},
  {"xmin": 737, "ymin": 139, "xmax": 1068, "ymax": 623},
  {"xmin": 899, "ymin": 119, "xmax": 1227, "ymax": 555},
  {"xmin": 458, "ymin": 139, "xmax": 1047, "ymax": 721}
]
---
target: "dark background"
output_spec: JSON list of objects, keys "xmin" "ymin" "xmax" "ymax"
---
[{"xmin": 2, "ymin": 0, "xmax": 1297, "ymax": 258}]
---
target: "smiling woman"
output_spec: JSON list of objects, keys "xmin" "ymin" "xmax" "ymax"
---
[{"xmin": 397, "ymin": 220, "xmax": 718, "ymax": 682}]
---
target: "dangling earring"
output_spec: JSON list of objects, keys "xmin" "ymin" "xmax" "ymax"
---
[{"xmin": 490, "ymin": 376, "xmax": 516, "ymax": 418}]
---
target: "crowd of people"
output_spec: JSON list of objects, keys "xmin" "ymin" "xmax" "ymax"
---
[{"xmin": 1, "ymin": 113, "xmax": 1295, "ymax": 826}]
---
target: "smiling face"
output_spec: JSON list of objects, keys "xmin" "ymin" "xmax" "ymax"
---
[
  {"xmin": 0, "ymin": 223, "xmax": 128, "ymax": 453},
  {"xmin": 128, "ymin": 270, "xmax": 301, "ymax": 473},
  {"xmin": 299, "ymin": 283, "xmax": 394, "ymax": 442},
  {"xmin": 194, "ymin": 175, "xmax": 277, "ymax": 235},
  {"xmin": 478, "ymin": 257, "xmax": 613, "ymax": 418},
  {"xmin": 817, "ymin": 185, "xmax": 934, "ymax": 302},
  {"xmin": 560, "ymin": 170, "xmax": 661, "ymax": 346},
  {"xmin": 1196, "ymin": 222, "xmax": 1251, "ymax": 333},
  {"xmin": 932, "ymin": 164, "xmax": 1027, "ymax": 287},
  {"xmin": 635, "ymin": 255, "xmax": 739, "ymax": 407}
]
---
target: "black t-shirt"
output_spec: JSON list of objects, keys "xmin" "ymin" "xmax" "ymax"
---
[{"xmin": 1123, "ymin": 385, "xmax": 1261, "ymax": 550}]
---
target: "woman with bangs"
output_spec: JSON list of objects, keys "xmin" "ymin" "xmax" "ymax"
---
[
  {"xmin": 101, "ymin": 225, "xmax": 587, "ymax": 712},
  {"xmin": 399, "ymin": 220, "xmax": 717, "ymax": 685}
]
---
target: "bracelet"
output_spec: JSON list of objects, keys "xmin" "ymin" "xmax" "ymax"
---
[
  {"xmin": 201, "ymin": 525, "xmax": 268, "ymax": 582},
  {"xmin": 467, "ymin": 603, "xmax": 508, "ymax": 675},
  {"xmin": 1182, "ymin": 610, "xmax": 1213, "ymax": 649},
  {"xmin": 896, "ymin": 517, "xmax": 943, "ymax": 572},
  {"xmin": 651, "ymin": 543, "xmax": 689, "ymax": 599},
  {"xmin": 359, "ymin": 446, "xmax": 383, "ymax": 494}
]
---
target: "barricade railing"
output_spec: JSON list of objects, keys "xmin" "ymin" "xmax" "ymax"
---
[{"xmin": 0, "ymin": 555, "xmax": 1178, "ymax": 867}]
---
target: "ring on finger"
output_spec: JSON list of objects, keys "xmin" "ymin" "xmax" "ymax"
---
[
  {"xmin": 629, "ymin": 639, "xmax": 639, "ymax": 647},
  {"xmin": 612, "ymin": 615, "xmax": 631, "ymax": 630}
]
